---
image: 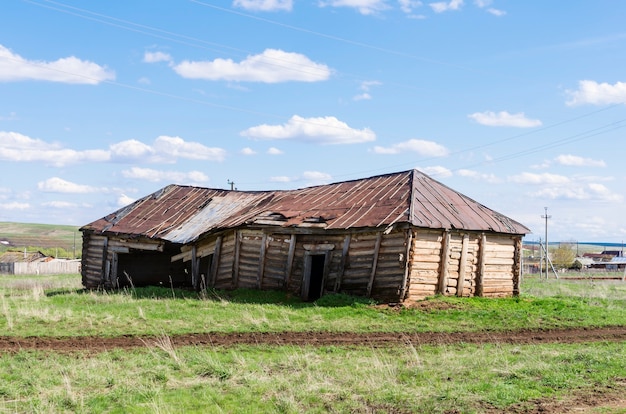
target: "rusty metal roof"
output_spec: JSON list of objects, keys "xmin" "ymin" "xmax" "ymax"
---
[{"xmin": 81, "ymin": 169, "xmax": 529, "ymax": 244}]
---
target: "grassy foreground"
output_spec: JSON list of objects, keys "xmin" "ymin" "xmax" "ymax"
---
[
  {"xmin": 1, "ymin": 274, "xmax": 626, "ymax": 338},
  {"xmin": 0, "ymin": 274, "xmax": 625, "ymax": 413},
  {"xmin": 1, "ymin": 341, "xmax": 624, "ymax": 413}
]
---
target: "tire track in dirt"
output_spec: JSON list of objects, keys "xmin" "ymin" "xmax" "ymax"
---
[{"xmin": 1, "ymin": 326, "xmax": 625, "ymax": 353}]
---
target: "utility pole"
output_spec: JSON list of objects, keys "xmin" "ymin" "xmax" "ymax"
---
[
  {"xmin": 542, "ymin": 207, "xmax": 551, "ymax": 277},
  {"xmin": 227, "ymin": 179, "xmax": 236, "ymax": 191}
]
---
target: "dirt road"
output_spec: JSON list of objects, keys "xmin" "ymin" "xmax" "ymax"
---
[{"xmin": 1, "ymin": 325, "xmax": 625, "ymax": 353}]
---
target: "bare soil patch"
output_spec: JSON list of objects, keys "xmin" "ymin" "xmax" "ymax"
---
[{"xmin": 1, "ymin": 326, "xmax": 625, "ymax": 353}]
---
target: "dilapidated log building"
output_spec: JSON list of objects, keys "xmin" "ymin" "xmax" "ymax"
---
[{"xmin": 80, "ymin": 170, "xmax": 529, "ymax": 302}]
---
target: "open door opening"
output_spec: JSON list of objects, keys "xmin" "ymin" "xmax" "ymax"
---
[{"xmin": 303, "ymin": 253, "xmax": 326, "ymax": 301}]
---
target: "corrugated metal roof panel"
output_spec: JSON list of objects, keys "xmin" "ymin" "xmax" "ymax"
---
[{"xmin": 81, "ymin": 169, "xmax": 529, "ymax": 243}]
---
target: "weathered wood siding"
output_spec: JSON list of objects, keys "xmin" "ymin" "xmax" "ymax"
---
[
  {"xmin": 481, "ymin": 235, "xmax": 516, "ymax": 297},
  {"xmin": 262, "ymin": 234, "xmax": 292, "ymax": 289},
  {"xmin": 406, "ymin": 230, "xmax": 519, "ymax": 301},
  {"xmin": 168, "ymin": 228, "xmax": 409, "ymax": 301},
  {"xmin": 236, "ymin": 230, "xmax": 263, "ymax": 288},
  {"xmin": 441, "ymin": 233, "xmax": 479, "ymax": 297},
  {"xmin": 406, "ymin": 230, "xmax": 443, "ymax": 299},
  {"xmin": 339, "ymin": 232, "xmax": 379, "ymax": 297},
  {"xmin": 214, "ymin": 233, "xmax": 235, "ymax": 289},
  {"xmin": 85, "ymin": 224, "xmax": 522, "ymax": 303},
  {"xmin": 369, "ymin": 230, "xmax": 407, "ymax": 302},
  {"xmin": 81, "ymin": 233, "xmax": 107, "ymax": 289}
]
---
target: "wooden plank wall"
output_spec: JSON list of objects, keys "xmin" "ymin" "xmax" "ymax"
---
[
  {"xmin": 481, "ymin": 235, "xmax": 516, "ymax": 297},
  {"xmin": 236, "ymin": 231, "xmax": 264, "ymax": 288},
  {"xmin": 442, "ymin": 233, "xmax": 479, "ymax": 297},
  {"xmin": 214, "ymin": 233, "xmax": 235, "ymax": 289},
  {"xmin": 81, "ymin": 233, "xmax": 106, "ymax": 288},
  {"xmin": 340, "ymin": 232, "xmax": 381, "ymax": 297},
  {"xmin": 369, "ymin": 230, "xmax": 407, "ymax": 302},
  {"xmin": 406, "ymin": 230, "xmax": 519, "ymax": 301},
  {"xmin": 263, "ymin": 234, "xmax": 292, "ymax": 289},
  {"xmin": 180, "ymin": 228, "xmax": 408, "ymax": 301},
  {"xmin": 406, "ymin": 230, "xmax": 443, "ymax": 299}
]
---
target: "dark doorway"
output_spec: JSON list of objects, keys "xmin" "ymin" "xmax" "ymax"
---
[
  {"xmin": 303, "ymin": 253, "xmax": 326, "ymax": 301},
  {"xmin": 117, "ymin": 251, "xmax": 176, "ymax": 287}
]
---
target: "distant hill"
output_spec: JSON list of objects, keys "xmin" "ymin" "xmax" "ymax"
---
[{"xmin": 0, "ymin": 222, "xmax": 82, "ymax": 256}]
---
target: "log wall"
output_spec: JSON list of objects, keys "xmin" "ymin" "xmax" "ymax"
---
[
  {"xmin": 84, "ymin": 225, "xmax": 523, "ymax": 303},
  {"xmin": 166, "ymin": 228, "xmax": 409, "ymax": 301},
  {"xmin": 81, "ymin": 233, "xmax": 107, "ymax": 288},
  {"xmin": 406, "ymin": 230, "xmax": 521, "ymax": 301},
  {"xmin": 481, "ymin": 234, "xmax": 517, "ymax": 297}
]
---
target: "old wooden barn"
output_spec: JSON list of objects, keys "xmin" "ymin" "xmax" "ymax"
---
[{"xmin": 80, "ymin": 169, "xmax": 529, "ymax": 303}]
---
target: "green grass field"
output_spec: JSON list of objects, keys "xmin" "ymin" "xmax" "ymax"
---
[
  {"xmin": 0, "ymin": 273, "xmax": 625, "ymax": 413},
  {"xmin": 0, "ymin": 221, "xmax": 81, "ymax": 256}
]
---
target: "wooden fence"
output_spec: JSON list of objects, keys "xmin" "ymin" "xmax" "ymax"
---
[{"xmin": 0, "ymin": 261, "xmax": 81, "ymax": 275}]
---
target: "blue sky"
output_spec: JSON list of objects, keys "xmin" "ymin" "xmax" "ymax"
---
[{"xmin": 1, "ymin": 0, "xmax": 625, "ymax": 243}]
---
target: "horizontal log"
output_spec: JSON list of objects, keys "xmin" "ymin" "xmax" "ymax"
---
[
  {"xmin": 411, "ymin": 262, "xmax": 441, "ymax": 271},
  {"xmin": 483, "ymin": 274, "xmax": 515, "ymax": 280},
  {"xmin": 410, "ymin": 270, "xmax": 439, "ymax": 279},
  {"xmin": 481, "ymin": 286, "xmax": 513, "ymax": 293},
  {"xmin": 110, "ymin": 239, "xmax": 164, "ymax": 252}
]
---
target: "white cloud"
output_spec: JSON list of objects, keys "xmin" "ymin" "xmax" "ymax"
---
[
  {"xmin": 0, "ymin": 202, "xmax": 30, "ymax": 210},
  {"xmin": 508, "ymin": 172, "xmax": 621, "ymax": 202},
  {"xmin": 531, "ymin": 184, "xmax": 623, "ymax": 202},
  {"xmin": 269, "ymin": 171, "xmax": 332, "ymax": 185},
  {"xmin": 233, "ymin": 0, "xmax": 293, "ymax": 11},
  {"xmin": 0, "ymin": 44, "xmax": 114, "ymax": 84},
  {"xmin": 418, "ymin": 166, "xmax": 452, "ymax": 178},
  {"xmin": 111, "ymin": 136, "xmax": 226, "ymax": 163},
  {"xmin": 143, "ymin": 51, "xmax": 172, "ymax": 63},
  {"xmin": 303, "ymin": 171, "xmax": 332, "ymax": 185},
  {"xmin": 241, "ymin": 115, "xmax": 376, "ymax": 144},
  {"xmin": 399, "ymin": 0, "xmax": 423, "ymax": 14},
  {"xmin": 468, "ymin": 111, "xmax": 542, "ymax": 127},
  {"xmin": 430, "ymin": 0, "xmax": 463, "ymax": 13},
  {"xmin": 318, "ymin": 0, "xmax": 390, "ymax": 15},
  {"xmin": 37, "ymin": 177, "xmax": 103, "ymax": 194},
  {"xmin": 566, "ymin": 80, "xmax": 626, "ymax": 106},
  {"xmin": 508, "ymin": 172, "xmax": 570, "ymax": 185},
  {"xmin": 474, "ymin": 0, "xmax": 505, "ymax": 15},
  {"xmin": 267, "ymin": 147, "xmax": 284, "ymax": 155},
  {"xmin": 485, "ymin": 7, "xmax": 505, "ymax": 16},
  {"xmin": 555, "ymin": 154, "xmax": 606, "ymax": 168},
  {"xmin": 457, "ymin": 169, "xmax": 502, "ymax": 183},
  {"xmin": 372, "ymin": 139, "xmax": 448, "ymax": 156},
  {"xmin": 1, "ymin": 132, "xmax": 226, "ymax": 167},
  {"xmin": 173, "ymin": 49, "xmax": 331, "ymax": 83},
  {"xmin": 122, "ymin": 167, "xmax": 209, "ymax": 184},
  {"xmin": 241, "ymin": 147, "xmax": 257, "ymax": 155},
  {"xmin": 353, "ymin": 80, "xmax": 381, "ymax": 101},
  {"xmin": 586, "ymin": 183, "xmax": 623, "ymax": 202},
  {"xmin": 152, "ymin": 136, "xmax": 226, "ymax": 161},
  {"xmin": 42, "ymin": 201, "xmax": 79, "ymax": 209},
  {"xmin": 0, "ymin": 131, "xmax": 110, "ymax": 167},
  {"xmin": 269, "ymin": 175, "xmax": 292, "ymax": 182},
  {"xmin": 353, "ymin": 93, "xmax": 372, "ymax": 101},
  {"xmin": 110, "ymin": 139, "xmax": 155, "ymax": 161},
  {"xmin": 118, "ymin": 194, "xmax": 136, "ymax": 207}
]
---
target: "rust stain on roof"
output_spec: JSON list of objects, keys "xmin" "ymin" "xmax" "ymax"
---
[{"xmin": 81, "ymin": 169, "xmax": 530, "ymax": 244}]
